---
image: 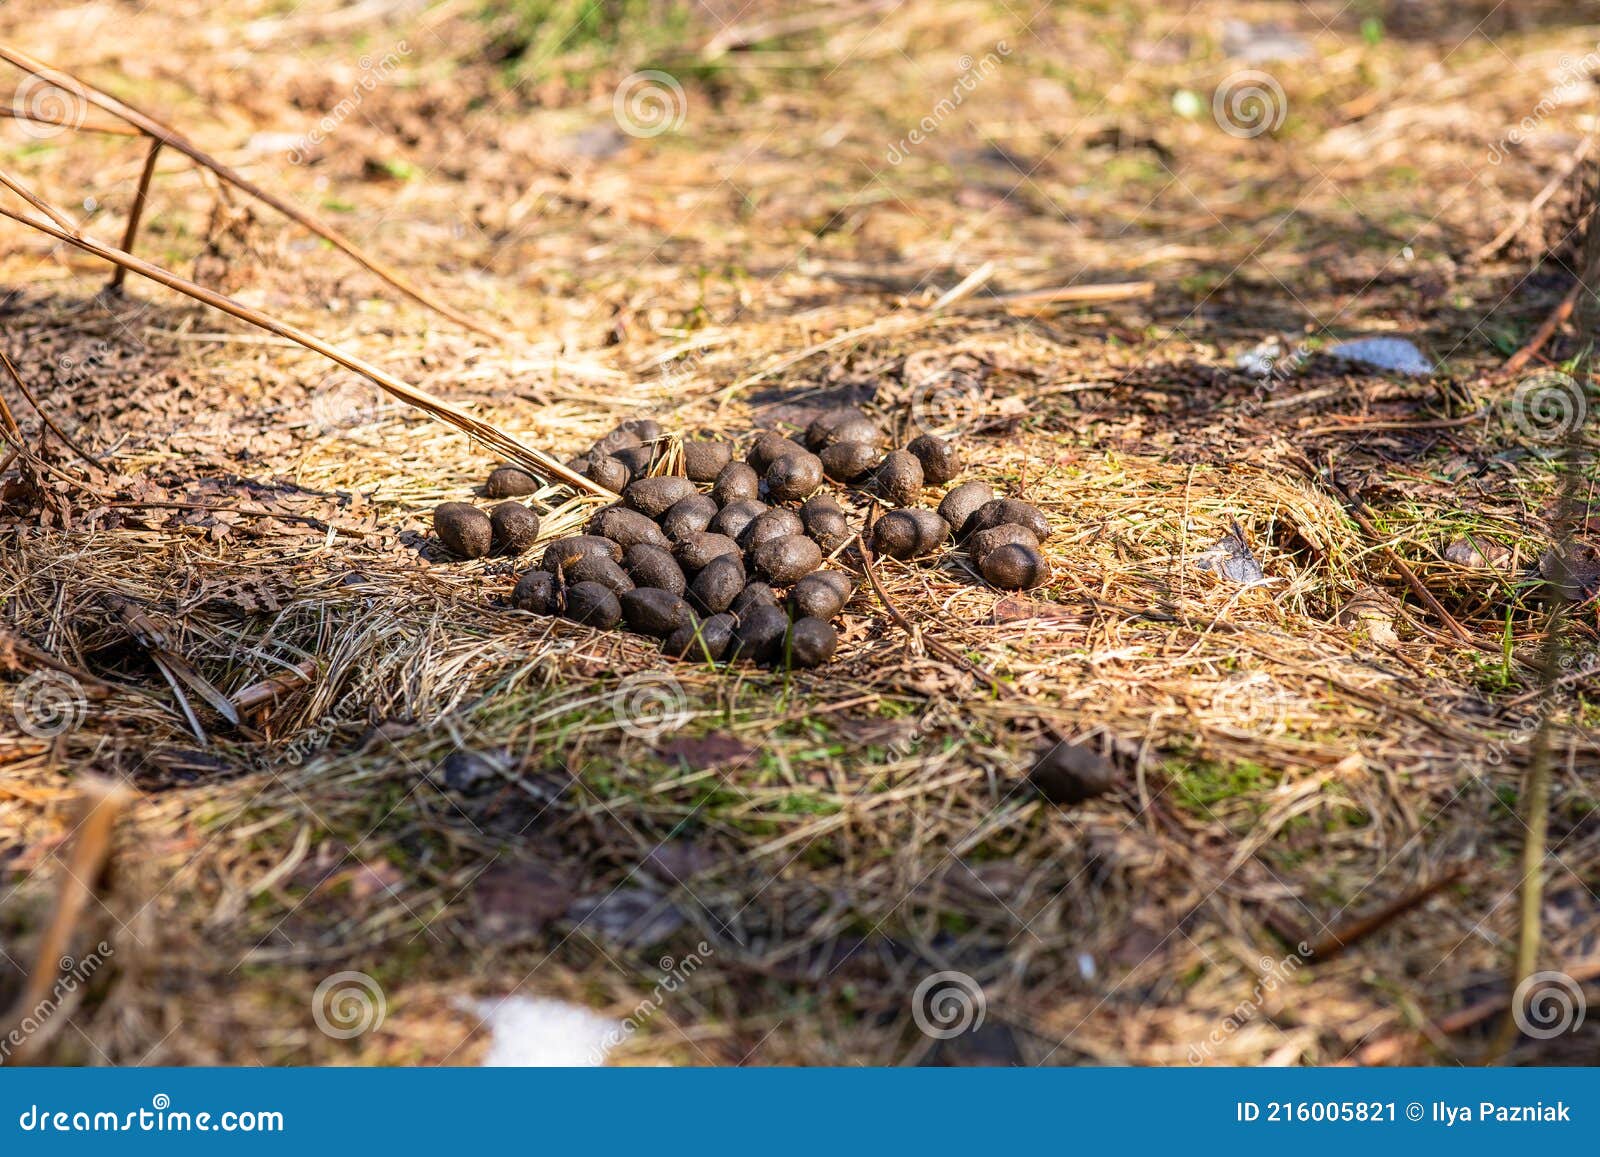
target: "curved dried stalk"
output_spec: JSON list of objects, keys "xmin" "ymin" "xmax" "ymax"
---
[
  {"xmin": 0, "ymin": 42, "xmax": 509, "ymax": 342},
  {"xmin": 0, "ymin": 191, "xmax": 610, "ymax": 498}
]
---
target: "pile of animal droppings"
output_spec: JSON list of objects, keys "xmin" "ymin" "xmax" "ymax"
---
[{"xmin": 430, "ymin": 409, "xmax": 1054, "ymax": 670}]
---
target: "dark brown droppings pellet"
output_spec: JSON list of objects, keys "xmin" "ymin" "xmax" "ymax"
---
[
  {"xmin": 624, "ymin": 543, "xmax": 687, "ymax": 595},
  {"xmin": 620, "ymin": 417, "xmax": 662, "ymax": 442},
  {"xmin": 737, "ymin": 507, "xmax": 805, "ymax": 552},
  {"xmin": 869, "ymin": 508, "xmax": 948, "ymax": 560},
  {"xmin": 589, "ymin": 505, "xmax": 671, "ymax": 550},
  {"xmin": 712, "ymin": 461, "xmax": 761, "ymax": 506},
  {"xmin": 434, "ymin": 502, "xmax": 493, "ymax": 558},
  {"xmin": 485, "ymin": 466, "xmax": 539, "ymax": 498},
  {"xmin": 621, "ymin": 587, "xmax": 692, "ymax": 636},
  {"xmin": 687, "ymin": 555, "xmax": 746, "ymax": 615},
  {"xmin": 565, "ymin": 554, "xmax": 634, "ymax": 596},
  {"xmin": 710, "ymin": 499, "xmax": 768, "ymax": 541},
  {"xmin": 613, "ymin": 444, "xmax": 655, "ymax": 478},
  {"xmin": 540, "ymin": 535, "xmax": 622, "ymax": 573},
  {"xmin": 800, "ymin": 495, "xmax": 850, "ymax": 551},
  {"xmin": 729, "ymin": 581, "xmax": 779, "ymax": 618},
  {"xmin": 780, "ymin": 616, "xmax": 837, "ymax": 668},
  {"xmin": 805, "ymin": 407, "xmax": 882, "ymax": 451},
  {"xmin": 938, "ymin": 481, "xmax": 996, "ymax": 538},
  {"xmin": 682, "ymin": 440, "xmax": 732, "ymax": 482},
  {"xmin": 664, "ymin": 613, "xmax": 735, "ymax": 662},
  {"xmin": 869, "ymin": 450, "xmax": 924, "ymax": 507},
  {"xmin": 789, "ymin": 570, "xmax": 853, "ymax": 620},
  {"xmin": 510, "ymin": 569, "xmax": 560, "ymax": 614},
  {"xmin": 906, "ymin": 433, "xmax": 961, "ymax": 486},
  {"xmin": 819, "ymin": 441, "xmax": 878, "ymax": 483},
  {"xmin": 868, "ymin": 510, "xmax": 917, "ymax": 559},
  {"xmin": 586, "ymin": 455, "xmax": 632, "ymax": 492},
  {"xmin": 661, "ymin": 493, "xmax": 718, "ymax": 540},
  {"xmin": 753, "ymin": 534, "xmax": 823, "ymax": 585},
  {"xmin": 765, "ymin": 451, "xmax": 824, "ymax": 503},
  {"xmin": 564, "ymin": 581, "xmax": 621, "ymax": 629},
  {"xmin": 968, "ymin": 498, "xmax": 1052, "ymax": 542},
  {"xmin": 747, "ymin": 431, "xmax": 807, "ymax": 473},
  {"xmin": 728, "ymin": 604, "xmax": 789, "ymax": 663},
  {"xmin": 674, "ymin": 531, "xmax": 742, "ymax": 574},
  {"xmin": 591, "ymin": 428, "xmax": 642, "ymax": 457},
  {"xmin": 489, "ymin": 502, "xmax": 541, "ymax": 554},
  {"xmin": 1029, "ymin": 742, "xmax": 1115, "ymax": 804},
  {"xmin": 979, "ymin": 542, "xmax": 1049, "ymax": 589},
  {"xmin": 968, "ymin": 523, "xmax": 1039, "ymax": 562},
  {"xmin": 624, "ymin": 475, "xmax": 697, "ymax": 518}
]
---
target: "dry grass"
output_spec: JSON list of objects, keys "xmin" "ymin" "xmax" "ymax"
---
[{"xmin": 1, "ymin": 0, "xmax": 1599, "ymax": 1067}]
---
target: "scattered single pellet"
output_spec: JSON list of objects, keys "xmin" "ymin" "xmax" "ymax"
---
[{"xmin": 434, "ymin": 502, "xmax": 493, "ymax": 558}]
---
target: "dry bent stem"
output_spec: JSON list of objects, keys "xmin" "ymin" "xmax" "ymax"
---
[
  {"xmin": 0, "ymin": 42, "xmax": 509, "ymax": 342},
  {"xmin": 0, "ymin": 189, "xmax": 611, "ymax": 498}
]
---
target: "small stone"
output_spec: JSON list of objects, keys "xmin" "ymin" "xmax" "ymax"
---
[
  {"xmin": 485, "ymin": 466, "xmax": 539, "ymax": 498},
  {"xmin": 489, "ymin": 502, "xmax": 541, "ymax": 554},
  {"xmin": 434, "ymin": 502, "xmax": 493, "ymax": 559},
  {"xmin": 1029, "ymin": 742, "xmax": 1116, "ymax": 805}
]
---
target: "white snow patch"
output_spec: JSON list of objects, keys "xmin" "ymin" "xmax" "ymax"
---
[
  {"xmin": 457, "ymin": 995, "xmax": 620, "ymax": 1067},
  {"xmin": 1326, "ymin": 337, "xmax": 1433, "ymax": 377}
]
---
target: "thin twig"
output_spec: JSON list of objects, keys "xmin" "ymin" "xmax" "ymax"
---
[
  {"xmin": 0, "ymin": 43, "xmax": 510, "ymax": 342},
  {"xmin": 110, "ymin": 138, "xmax": 162, "ymax": 292},
  {"xmin": 0, "ymin": 185, "xmax": 610, "ymax": 497}
]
